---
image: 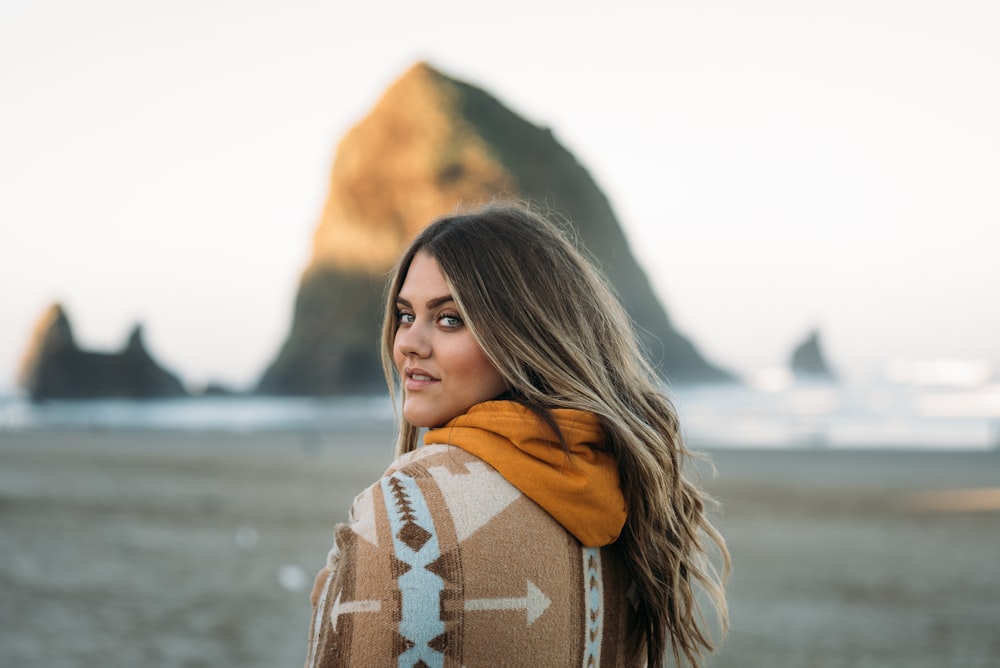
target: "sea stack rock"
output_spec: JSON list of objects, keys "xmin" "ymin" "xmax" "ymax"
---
[
  {"xmin": 258, "ymin": 62, "xmax": 731, "ymax": 395},
  {"xmin": 18, "ymin": 303, "xmax": 188, "ymax": 401},
  {"xmin": 790, "ymin": 329, "xmax": 836, "ymax": 381}
]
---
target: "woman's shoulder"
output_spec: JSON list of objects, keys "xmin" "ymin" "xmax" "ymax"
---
[
  {"xmin": 385, "ymin": 442, "xmax": 463, "ymax": 471},
  {"xmin": 372, "ymin": 443, "xmax": 521, "ymax": 507},
  {"xmin": 374, "ymin": 444, "xmax": 566, "ymax": 545},
  {"xmin": 384, "ymin": 442, "xmax": 502, "ymax": 480}
]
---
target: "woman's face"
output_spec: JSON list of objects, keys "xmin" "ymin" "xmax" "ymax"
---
[{"xmin": 393, "ymin": 251, "xmax": 508, "ymax": 428}]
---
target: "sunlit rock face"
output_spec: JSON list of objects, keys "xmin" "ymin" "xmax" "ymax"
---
[
  {"xmin": 258, "ymin": 62, "xmax": 731, "ymax": 395},
  {"xmin": 18, "ymin": 304, "xmax": 187, "ymax": 401}
]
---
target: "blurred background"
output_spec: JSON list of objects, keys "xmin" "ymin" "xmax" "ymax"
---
[
  {"xmin": 3, "ymin": 0, "xmax": 998, "ymax": 396},
  {"xmin": 1, "ymin": 1, "xmax": 998, "ymax": 666}
]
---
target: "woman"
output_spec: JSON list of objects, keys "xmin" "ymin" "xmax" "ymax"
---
[{"xmin": 305, "ymin": 203, "xmax": 729, "ymax": 667}]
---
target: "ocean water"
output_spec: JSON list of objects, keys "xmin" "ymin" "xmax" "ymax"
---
[
  {"xmin": 1, "ymin": 379, "xmax": 998, "ymax": 450},
  {"xmin": 671, "ymin": 380, "xmax": 1000, "ymax": 450},
  {"xmin": 0, "ymin": 394, "xmax": 397, "ymax": 434}
]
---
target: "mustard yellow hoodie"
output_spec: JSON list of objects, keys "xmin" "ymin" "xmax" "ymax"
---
[{"xmin": 424, "ymin": 400, "xmax": 627, "ymax": 547}]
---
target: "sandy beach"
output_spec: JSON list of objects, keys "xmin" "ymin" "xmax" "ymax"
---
[{"xmin": 1, "ymin": 427, "xmax": 998, "ymax": 667}]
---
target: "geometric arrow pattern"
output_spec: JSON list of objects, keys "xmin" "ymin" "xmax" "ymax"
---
[
  {"xmin": 305, "ymin": 444, "xmax": 629, "ymax": 667},
  {"xmin": 382, "ymin": 471, "xmax": 446, "ymax": 667},
  {"xmin": 465, "ymin": 579, "xmax": 552, "ymax": 625},
  {"xmin": 329, "ymin": 590, "xmax": 381, "ymax": 632},
  {"xmin": 582, "ymin": 548, "xmax": 604, "ymax": 667}
]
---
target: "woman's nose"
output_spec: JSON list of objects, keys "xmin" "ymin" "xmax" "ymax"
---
[{"xmin": 395, "ymin": 322, "xmax": 431, "ymax": 359}]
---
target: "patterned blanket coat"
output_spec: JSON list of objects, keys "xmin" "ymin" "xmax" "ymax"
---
[{"xmin": 304, "ymin": 439, "xmax": 640, "ymax": 667}]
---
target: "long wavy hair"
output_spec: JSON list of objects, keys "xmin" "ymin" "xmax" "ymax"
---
[{"xmin": 380, "ymin": 201, "xmax": 730, "ymax": 667}]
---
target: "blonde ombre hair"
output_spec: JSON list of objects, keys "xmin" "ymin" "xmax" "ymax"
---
[{"xmin": 380, "ymin": 201, "xmax": 729, "ymax": 667}]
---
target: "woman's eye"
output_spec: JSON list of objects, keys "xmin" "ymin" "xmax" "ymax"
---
[
  {"xmin": 438, "ymin": 314, "xmax": 463, "ymax": 329},
  {"xmin": 397, "ymin": 312, "xmax": 415, "ymax": 325}
]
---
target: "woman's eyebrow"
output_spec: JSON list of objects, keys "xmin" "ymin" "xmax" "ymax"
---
[
  {"xmin": 395, "ymin": 295, "xmax": 455, "ymax": 309},
  {"xmin": 426, "ymin": 295, "xmax": 455, "ymax": 309}
]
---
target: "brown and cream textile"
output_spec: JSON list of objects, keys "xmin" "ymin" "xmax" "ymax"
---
[{"xmin": 305, "ymin": 401, "xmax": 638, "ymax": 667}]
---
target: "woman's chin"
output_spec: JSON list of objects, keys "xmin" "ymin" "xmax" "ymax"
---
[{"xmin": 402, "ymin": 404, "xmax": 435, "ymax": 429}]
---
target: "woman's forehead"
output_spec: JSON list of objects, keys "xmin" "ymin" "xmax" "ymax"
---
[{"xmin": 398, "ymin": 252, "xmax": 451, "ymax": 299}]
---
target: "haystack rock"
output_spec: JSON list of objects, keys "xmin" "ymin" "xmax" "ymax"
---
[
  {"xmin": 258, "ymin": 62, "xmax": 732, "ymax": 395},
  {"xmin": 18, "ymin": 303, "xmax": 188, "ymax": 401},
  {"xmin": 790, "ymin": 329, "xmax": 836, "ymax": 381}
]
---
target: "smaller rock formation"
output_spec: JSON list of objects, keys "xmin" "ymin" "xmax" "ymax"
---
[
  {"xmin": 18, "ymin": 303, "xmax": 188, "ymax": 401},
  {"xmin": 790, "ymin": 329, "xmax": 836, "ymax": 381}
]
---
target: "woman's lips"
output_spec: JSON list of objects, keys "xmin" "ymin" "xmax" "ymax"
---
[{"xmin": 404, "ymin": 367, "xmax": 438, "ymax": 390}]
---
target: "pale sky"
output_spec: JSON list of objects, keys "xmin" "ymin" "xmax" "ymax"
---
[{"xmin": 2, "ymin": 0, "xmax": 998, "ymax": 393}]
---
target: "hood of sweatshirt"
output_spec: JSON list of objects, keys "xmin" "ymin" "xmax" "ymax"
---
[{"xmin": 423, "ymin": 400, "xmax": 627, "ymax": 547}]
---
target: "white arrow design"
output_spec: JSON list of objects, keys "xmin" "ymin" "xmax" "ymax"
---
[
  {"xmin": 330, "ymin": 590, "xmax": 381, "ymax": 632},
  {"xmin": 465, "ymin": 580, "xmax": 551, "ymax": 625}
]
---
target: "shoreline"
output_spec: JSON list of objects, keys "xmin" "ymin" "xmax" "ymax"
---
[
  {"xmin": 1, "ymin": 429, "xmax": 998, "ymax": 667},
  {"xmin": 5, "ymin": 422, "xmax": 998, "ymax": 452}
]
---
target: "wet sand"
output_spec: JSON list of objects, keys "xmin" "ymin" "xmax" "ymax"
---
[{"xmin": 1, "ymin": 428, "xmax": 997, "ymax": 667}]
